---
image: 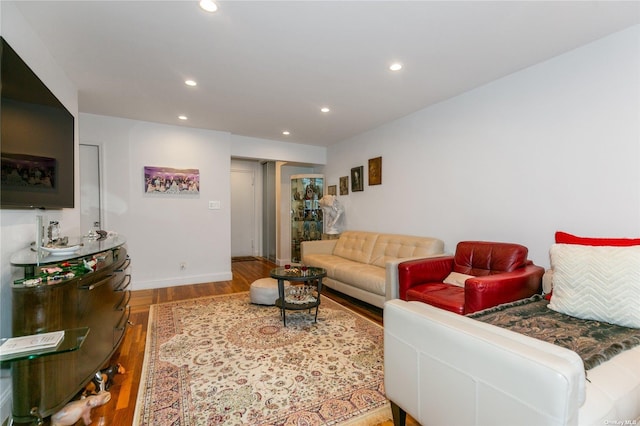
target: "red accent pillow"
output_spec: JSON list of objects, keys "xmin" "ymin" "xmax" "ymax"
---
[{"xmin": 555, "ymin": 231, "xmax": 640, "ymax": 246}]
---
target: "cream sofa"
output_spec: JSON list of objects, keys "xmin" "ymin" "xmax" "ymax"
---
[{"xmin": 301, "ymin": 231, "xmax": 445, "ymax": 308}]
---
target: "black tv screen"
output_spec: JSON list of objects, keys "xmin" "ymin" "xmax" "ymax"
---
[{"xmin": 1, "ymin": 36, "xmax": 75, "ymax": 209}]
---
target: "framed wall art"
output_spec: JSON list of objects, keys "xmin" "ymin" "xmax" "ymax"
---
[
  {"xmin": 144, "ymin": 166, "xmax": 200, "ymax": 195},
  {"xmin": 351, "ymin": 166, "xmax": 364, "ymax": 192},
  {"xmin": 339, "ymin": 176, "xmax": 349, "ymax": 195},
  {"xmin": 368, "ymin": 156, "xmax": 382, "ymax": 185},
  {"xmin": 328, "ymin": 185, "xmax": 337, "ymax": 196}
]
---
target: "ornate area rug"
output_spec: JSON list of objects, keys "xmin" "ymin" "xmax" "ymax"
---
[{"xmin": 133, "ymin": 292, "xmax": 391, "ymax": 425}]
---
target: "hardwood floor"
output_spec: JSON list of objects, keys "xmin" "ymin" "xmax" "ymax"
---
[{"xmin": 72, "ymin": 258, "xmax": 418, "ymax": 426}]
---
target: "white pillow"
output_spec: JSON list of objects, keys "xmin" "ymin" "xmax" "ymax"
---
[
  {"xmin": 443, "ymin": 272, "xmax": 474, "ymax": 288},
  {"xmin": 548, "ymin": 244, "xmax": 640, "ymax": 328}
]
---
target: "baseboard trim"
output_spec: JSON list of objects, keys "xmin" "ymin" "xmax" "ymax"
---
[{"xmin": 132, "ymin": 271, "xmax": 233, "ymax": 290}]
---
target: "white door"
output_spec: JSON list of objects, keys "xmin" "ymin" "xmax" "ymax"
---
[
  {"xmin": 230, "ymin": 169, "xmax": 255, "ymax": 257},
  {"xmin": 80, "ymin": 144, "xmax": 101, "ymax": 236}
]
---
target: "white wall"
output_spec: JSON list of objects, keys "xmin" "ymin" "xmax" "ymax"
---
[
  {"xmin": 231, "ymin": 134, "xmax": 326, "ymax": 164},
  {"xmin": 323, "ymin": 25, "xmax": 640, "ymax": 268},
  {"xmin": 0, "ymin": 3, "xmax": 80, "ymax": 338},
  {"xmin": 79, "ymin": 114, "xmax": 233, "ymax": 289},
  {"xmin": 79, "ymin": 114, "xmax": 328, "ymax": 290}
]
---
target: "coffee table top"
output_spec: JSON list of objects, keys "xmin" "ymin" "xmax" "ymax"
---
[{"xmin": 270, "ymin": 266, "xmax": 326, "ymax": 281}]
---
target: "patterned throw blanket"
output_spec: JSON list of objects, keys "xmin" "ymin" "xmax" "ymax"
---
[{"xmin": 468, "ymin": 295, "xmax": 640, "ymax": 370}]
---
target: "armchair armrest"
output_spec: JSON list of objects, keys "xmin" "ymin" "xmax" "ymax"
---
[
  {"xmin": 397, "ymin": 256, "xmax": 454, "ymax": 300},
  {"xmin": 301, "ymin": 239, "xmax": 337, "ymax": 257},
  {"xmin": 464, "ymin": 264, "xmax": 545, "ymax": 314}
]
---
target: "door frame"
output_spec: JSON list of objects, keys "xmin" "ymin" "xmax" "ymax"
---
[{"xmin": 230, "ymin": 159, "xmax": 263, "ymax": 257}]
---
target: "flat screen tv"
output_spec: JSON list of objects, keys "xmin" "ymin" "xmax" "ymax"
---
[{"xmin": 1, "ymin": 36, "xmax": 75, "ymax": 209}]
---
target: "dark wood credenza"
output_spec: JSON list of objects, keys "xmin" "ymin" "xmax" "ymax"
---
[{"xmin": 9, "ymin": 235, "xmax": 130, "ymax": 424}]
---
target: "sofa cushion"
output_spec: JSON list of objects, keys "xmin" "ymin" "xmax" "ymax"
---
[
  {"xmin": 406, "ymin": 284, "xmax": 465, "ymax": 315},
  {"xmin": 332, "ymin": 231, "xmax": 379, "ymax": 264},
  {"xmin": 548, "ymin": 244, "xmax": 640, "ymax": 328},
  {"xmin": 453, "ymin": 241, "xmax": 527, "ymax": 276},
  {"xmin": 333, "ymin": 262, "xmax": 386, "ymax": 296},
  {"xmin": 301, "ymin": 253, "xmax": 354, "ymax": 277},
  {"xmin": 370, "ymin": 234, "xmax": 444, "ymax": 268}
]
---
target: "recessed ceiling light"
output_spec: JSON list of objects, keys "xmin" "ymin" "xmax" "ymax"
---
[
  {"xmin": 320, "ymin": 107, "xmax": 330, "ymax": 113},
  {"xmin": 389, "ymin": 63, "xmax": 403, "ymax": 71},
  {"xmin": 199, "ymin": 0, "xmax": 218, "ymax": 13},
  {"xmin": 282, "ymin": 131, "xmax": 290, "ymax": 136},
  {"xmin": 185, "ymin": 79, "xmax": 197, "ymax": 87},
  {"xmin": 178, "ymin": 115, "xmax": 188, "ymax": 120}
]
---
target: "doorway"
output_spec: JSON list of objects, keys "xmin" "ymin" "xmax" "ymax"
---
[{"xmin": 230, "ymin": 164, "xmax": 256, "ymax": 257}]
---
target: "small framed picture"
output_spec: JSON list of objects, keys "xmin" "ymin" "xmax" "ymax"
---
[
  {"xmin": 368, "ymin": 156, "xmax": 382, "ymax": 185},
  {"xmin": 328, "ymin": 185, "xmax": 337, "ymax": 196},
  {"xmin": 351, "ymin": 166, "xmax": 364, "ymax": 192},
  {"xmin": 339, "ymin": 176, "xmax": 349, "ymax": 195}
]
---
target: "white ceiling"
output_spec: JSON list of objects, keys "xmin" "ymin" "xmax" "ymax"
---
[{"xmin": 11, "ymin": 1, "xmax": 640, "ymax": 147}]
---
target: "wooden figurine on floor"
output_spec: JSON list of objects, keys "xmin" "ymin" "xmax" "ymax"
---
[{"xmin": 50, "ymin": 391, "xmax": 111, "ymax": 426}]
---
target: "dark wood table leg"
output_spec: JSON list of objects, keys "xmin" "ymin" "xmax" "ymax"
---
[
  {"xmin": 390, "ymin": 401, "xmax": 406, "ymax": 426},
  {"xmin": 277, "ymin": 278, "xmax": 286, "ymax": 327},
  {"xmin": 314, "ymin": 278, "xmax": 323, "ymax": 322}
]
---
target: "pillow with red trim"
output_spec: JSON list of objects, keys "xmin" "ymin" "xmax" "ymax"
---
[
  {"xmin": 555, "ymin": 231, "xmax": 640, "ymax": 246},
  {"xmin": 548, "ymin": 244, "xmax": 640, "ymax": 328},
  {"xmin": 547, "ymin": 232, "xmax": 640, "ymax": 300}
]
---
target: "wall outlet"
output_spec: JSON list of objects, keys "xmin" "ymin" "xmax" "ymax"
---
[{"xmin": 179, "ymin": 262, "xmax": 187, "ymax": 271}]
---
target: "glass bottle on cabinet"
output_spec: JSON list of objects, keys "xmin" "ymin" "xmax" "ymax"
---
[{"xmin": 291, "ymin": 174, "xmax": 324, "ymax": 263}]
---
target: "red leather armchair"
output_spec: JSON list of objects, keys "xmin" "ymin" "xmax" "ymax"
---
[{"xmin": 398, "ymin": 241, "xmax": 544, "ymax": 315}]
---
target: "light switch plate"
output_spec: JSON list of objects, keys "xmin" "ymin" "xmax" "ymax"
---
[{"xmin": 208, "ymin": 200, "xmax": 221, "ymax": 210}]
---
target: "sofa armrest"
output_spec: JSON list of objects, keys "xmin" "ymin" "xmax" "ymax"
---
[
  {"xmin": 301, "ymin": 239, "xmax": 338, "ymax": 257},
  {"xmin": 464, "ymin": 264, "xmax": 544, "ymax": 313},
  {"xmin": 383, "ymin": 299, "xmax": 585, "ymax": 426},
  {"xmin": 386, "ymin": 254, "xmax": 450, "ymax": 301},
  {"xmin": 397, "ymin": 256, "xmax": 454, "ymax": 300}
]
